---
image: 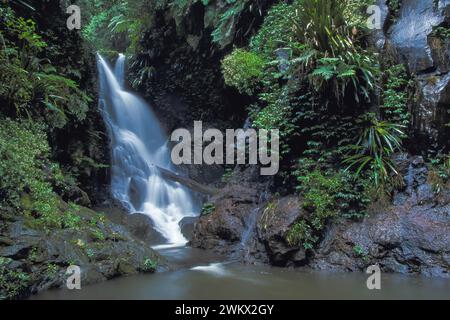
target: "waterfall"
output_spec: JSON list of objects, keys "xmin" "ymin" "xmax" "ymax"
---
[{"xmin": 97, "ymin": 53, "xmax": 198, "ymax": 246}]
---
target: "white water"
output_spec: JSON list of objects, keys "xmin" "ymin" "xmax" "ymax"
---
[{"xmin": 97, "ymin": 54, "xmax": 198, "ymax": 245}]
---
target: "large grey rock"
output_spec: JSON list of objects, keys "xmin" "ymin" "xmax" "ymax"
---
[
  {"xmin": 256, "ymin": 196, "xmax": 308, "ymax": 267},
  {"xmin": 0, "ymin": 204, "xmax": 168, "ymax": 300},
  {"xmin": 387, "ymin": 0, "xmax": 450, "ymax": 146},
  {"xmin": 390, "ymin": 0, "xmax": 446, "ymax": 73},
  {"xmin": 311, "ymin": 156, "xmax": 450, "ymax": 278}
]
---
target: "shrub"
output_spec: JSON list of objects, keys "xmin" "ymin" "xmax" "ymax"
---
[
  {"xmin": 343, "ymin": 114, "xmax": 405, "ymax": 188},
  {"xmin": 0, "ymin": 119, "xmax": 79, "ymax": 230},
  {"xmin": 0, "ymin": 257, "xmax": 30, "ymax": 300},
  {"xmin": 142, "ymin": 258, "xmax": 157, "ymax": 272},
  {"xmin": 0, "ymin": 119, "xmax": 53, "ymax": 207},
  {"xmin": 381, "ymin": 64, "xmax": 412, "ymax": 127},
  {"xmin": 201, "ymin": 203, "xmax": 216, "ymax": 216},
  {"xmin": 286, "ymin": 220, "xmax": 317, "ymax": 250},
  {"xmin": 222, "ymin": 48, "xmax": 265, "ymax": 95},
  {"xmin": 289, "ymin": 0, "xmax": 379, "ymax": 104},
  {"xmin": 250, "ymin": 2, "xmax": 298, "ymax": 58},
  {"xmin": 428, "ymin": 155, "xmax": 450, "ymax": 193},
  {"xmin": 289, "ymin": 167, "xmax": 371, "ymax": 249},
  {"xmin": 0, "ymin": 7, "xmax": 91, "ymax": 127}
]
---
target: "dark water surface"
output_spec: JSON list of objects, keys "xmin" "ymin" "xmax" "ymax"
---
[{"xmin": 31, "ymin": 246, "xmax": 450, "ymax": 300}]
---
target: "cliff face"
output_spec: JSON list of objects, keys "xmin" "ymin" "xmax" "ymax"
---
[
  {"xmin": 132, "ymin": 1, "xmax": 450, "ymax": 277},
  {"xmin": 385, "ymin": 0, "xmax": 450, "ymax": 152},
  {"xmin": 134, "ymin": 0, "xmax": 450, "ymax": 154},
  {"xmin": 0, "ymin": 1, "xmax": 165, "ymax": 300},
  {"xmin": 10, "ymin": 0, "xmax": 111, "ymax": 201},
  {"xmin": 131, "ymin": 0, "xmax": 276, "ymax": 133}
]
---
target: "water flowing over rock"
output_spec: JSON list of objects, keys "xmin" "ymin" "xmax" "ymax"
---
[
  {"xmin": 97, "ymin": 54, "xmax": 199, "ymax": 246},
  {"xmin": 192, "ymin": 158, "xmax": 450, "ymax": 277}
]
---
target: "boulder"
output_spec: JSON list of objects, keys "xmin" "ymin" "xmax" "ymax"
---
[
  {"xmin": 256, "ymin": 196, "xmax": 308, "ymax": 267},
  {"xmin": 191, "ymin": 184, "xmax": 258, "ymax": 254},
  {"xmin": 311, "ymin": 156, "xmax": 450, "ymax": 278},
  {"xmin": 0, "ymin": 204, "xmax": 168, "ymax": 299}
]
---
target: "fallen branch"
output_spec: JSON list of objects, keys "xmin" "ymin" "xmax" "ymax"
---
[{"xmin": 155, "ymin": 165, "xmax": 220, "ymax": 196}]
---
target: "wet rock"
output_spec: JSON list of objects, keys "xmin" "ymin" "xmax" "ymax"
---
[
  {"xmin": 0, "ymin": 204, "xmax": 168, "ymax": 300},
  {"xmin": 390, "ymin": 0, "xmax": 445, "ymax": 73},
  {"xmin": 311, "ymin": 157, "xmax": 450, "ymax": 278},
  {"xmin": 99, "ymin": 204, "xmax": 166, "ymax": 245},
  {"xmin": 190, "ymin": 164, "xmax": 274, "ymax": 257},
  {"xmin": 256, "ymin": 196, "xmax": 307, "ymax": 267},
  {"xmin": 180, "ymin": 216, "xmax": 197, "ymax": 241},
  {"xmin": 369, "ymin": 0, "xmax": 389, "ymax": 49},
  {"xmin": 385, "ymin": 0, "xmax": 450, "ymax": 147},
  {"xmin": 65, "ymin": 186, "xmax": 91, "ymax": 207},
  {"xmin": 311, "ymin": 202, "xmax": 450, "ymax": 278},
  {"xmin": 122, "ymin": 213, "xmax": 166, "ymax": 245},
  {"xmin": 191, "ymin": 184, "xmax": 258, "ymax": 254}
]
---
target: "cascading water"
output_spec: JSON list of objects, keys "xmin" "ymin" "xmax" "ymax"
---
[{"xmin": 97, "ymin": 53, "xmax": 198, "ymax": 246}]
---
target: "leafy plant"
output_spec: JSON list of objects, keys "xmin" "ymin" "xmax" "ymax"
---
[
  {"xmin": 0, "ymin": 7, "xmax": 91, "ymax": 126},
  {"xmin": 381, "ymin": 64, "xmax": 412, "ymax": 127},
  {"xmin": 46, "ymin": 263, "xmax": 59, "ymax": 278},
  {"xmin": 201, "ymin": 203, "xmax": 216, "ymax": 216},
  {"xmin": 142, "ymin": 258, "xmax": 157, "ymax": 272},
  {"xmin": 431, "ymin": 26, "xmax": 450, "ymax": 40},
  {"xmin": 221, "ymin": 168, "xmax": 234, "ymax": 183},
  {"xmin": 428, "ymin": 155, "xmax": 450, "ymax": 193},
  {"xmin": 289, "ymin": 168, "xmax": 370, "ymax": 249},
  {"xmin": 250, "ymin": 2, "xmax": 298, "ymax": 58},
  {"xmin": 0, "ymin": 257, "xmax": 30, "ymax": 300},
  {"xmin": 211, "ymin": 0, "xmax": 248, "ymax": 48},
  {"xmin": 286, "ymin": 220, "xmax": 317, "ymax": 250},
  {"xmin": 353, "ymin": 244, "xmax": 369, "ymax": 261},
  {"xmin": 343, "ymin": 115, "xmax": 405, "ymax": 188},
  {"xmin": 222, "ymin": 49, "xmax": 265, "ymax": 95}
]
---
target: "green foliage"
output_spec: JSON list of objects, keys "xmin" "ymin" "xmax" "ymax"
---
[
  {"xmin": 62, "ymin": 203, "xmax": 83, "ymax": 230},
  {"xmin": 221, "ymin": 168, "xmax": 234, "ymax": 183},
  {"xmin": 201, "ymin": 202, "xmax": 216, "ymax": 216},
  {"xmin": 431, "ymin": 26, "xmax": 450, "ymax": 40},
  {"xmin": 289, "ymin": 0, "xmax": 379, "ymax": 104},
  {"xmin": 81, "ymin": 0, "xmax": 154, "ymax": 54},
  {"xmin": 298, "ymin": 170, "xmax": 343, "ymax": 228},
  {"xmin": 353, "ymin": 244, "xmax": 369, "ymax": 261},
  {"xmin": 142, "ymin": 258, "xmax": 157, "ymax": 272},
  {"xmin": 343, "ymin": 0, "xmax": 376, "ymax": 29},
  {"xmin": 0, "ymin": 7, "xmax": 91, "ymax": 127},
  {"xmin": 289, "ymin": 168, "xmax": 370, "ymax": 249},
  {"xmin": 428, "ymin": 155, "xmax": 450, "ymax": 193},
  {"xmin": 46, "ymin": 263, "xmax": 59, "ymax": 278},
  {"xmin": 286, "ymin": 220, "xmax": 317, "ymax": 250},
  {"xmin": 381, "ymin": 64, "xmax": 411, "ymax": 127},
  {"xmin": 222, "ymin": 48, "xmax": 265, "ymax": 95},
  {"xmin": 0, "ymin": 257, "xmax": 30, "ymax": 300},
  {"xmin": 343, "ymin": 114, "xmax": 405, "ymax": 188},
  {"xmin": 85, "ymin": 248, "xmax": 95, "ymax": 258},
  {"xmin": 249, "ymin": 2, "xmax": 297, "ymax": 58},
  {"xmin": 0, "ymin": 119, "xmax": 56, "ymax": 211},
  {"xmin": 292, "ymin": 0, "xmax": 348, "ymax": 54},
  {"xmin": 0, "ymin": 119, "xmax": 100, "ymax": 232},
  {"xmin": 250, "ymin": 87, "xmax": 301, "ymax": 158},
  {"xmin": 387, "ymin": 0, "xmax": 402, "ymax": 21},
  {"xmin": 211, "ymin": 0, "xmax": 248, "ymax": 48}
]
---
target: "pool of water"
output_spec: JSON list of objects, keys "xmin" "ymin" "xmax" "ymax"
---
[{"xmin": 30, "ymin": 246, "xmax": 450, "ymax": 300}]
